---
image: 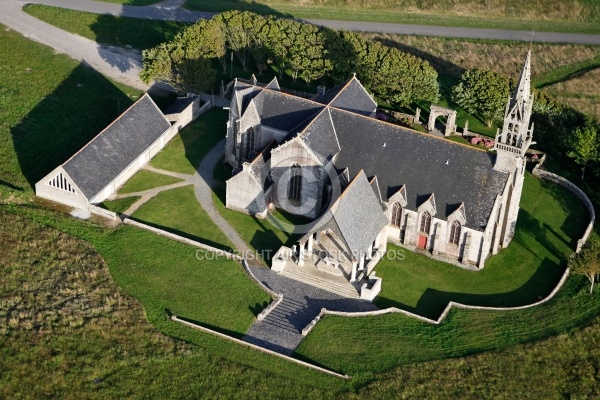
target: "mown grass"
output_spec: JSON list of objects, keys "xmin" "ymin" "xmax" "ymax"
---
[
  {"xmin": 295, "ymin": 172, "xmax": 594, "ymax": 375},
  {"xmin": 24, "ymin": 5, "xmax": 189, "ymax": 50},
  {"xmin": 100, "ymin": 195, "xmax": 140, "ymax": 214},
  {"xmin": 0, "ymin": 208, "xmax": 344, "ymax": 398},
  {"xmin": 375, "ymin": 173, "xmax": 586, "ymax": 318},
  {"xmin": 184, "ymin": 0, "xmax": 600, "ymax": 34},
  {"xmin": 151, "ymin": 108, "xmax": 227, "ymax": 175},
  {"xmin": 117, "ymin": 169, "xmax": 184, "ymax": 194},
  {"xmin": 0, "ymin": 24, "xmax": 142, "ymax": 202},
  {"xmin": 131, "ymin": 185, "xmax": 235, "ymax": 251}
]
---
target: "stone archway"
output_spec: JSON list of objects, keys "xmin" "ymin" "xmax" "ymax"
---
[{"xmin": 428, "ymin": 105, "xmax": 457, "ymax": 136}]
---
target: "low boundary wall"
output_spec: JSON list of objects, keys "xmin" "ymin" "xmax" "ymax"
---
[
  {"xmin": 302, "ymin": 268, "xmax": 570, "ymax": 336},
  {"xmin": 171, "ymin": 315, "xmax": 349, "ymax": 379},
  {"xmin": 123, "ymin": 218, "xmax": 242, "ymax": 260},
  {"xmin": 532, "ymin": 167, "xmax": 595, "ymax": 252}
]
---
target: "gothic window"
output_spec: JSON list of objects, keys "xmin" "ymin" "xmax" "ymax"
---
[
  {"xmin": 246, "ymin": 127, "xmax": 255, "ymax": 155},
  {"xmin": 288, "ymin": 164, "xmax": 302, "ymax": 205},
  {"xmin": 449, "ymin": 220, "xmax": 461, "ymax": 245},
  {"xmin": 391, "ymin": 203, "xmax": 403, "ymax": 227},
  {"xmin": 420, "ymin": 211, "xmax": 431, "ymax": 234}
]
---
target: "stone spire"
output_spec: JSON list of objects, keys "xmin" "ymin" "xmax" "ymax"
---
[{"xmin": 493, "ymin": 50, "xmax": 534, "ymax": 166}]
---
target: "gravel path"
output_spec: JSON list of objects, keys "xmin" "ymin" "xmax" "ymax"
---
[{"xmin": 243, "ymin": 267, "xmax": 379, "ymax": 355}]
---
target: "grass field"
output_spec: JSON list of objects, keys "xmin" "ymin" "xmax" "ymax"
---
[
  {"xmin": 101, "ymin": 195, "xmax": 140, "ymax": 214},
  {"xmin": 116, "ymin": 169, "xmax": 183, "ymax": 194},
  {"xmin": 0, "ymin": 207, "xmax": 344, "ymax": 398},
  {"xmin": 184, "ymin": 0, "xmax": 600, "ymax": 34},
  {"xmin": 374, "ymin": 173, "xmax": 586, "ymax": 318},
  {"xmin": 24, "ymin": 5, "xmax": 189, "ymax": 50},
  {"xmin": 0, "ymin": 25, "xmax": 142, "ymax": 202},
  {"xmin": 131, "ymin": 185, "xmax": 235, "ymax": 250},
  {"xmin": 150, "ymin": 109, "xmax": 227, "ymax": 175}
]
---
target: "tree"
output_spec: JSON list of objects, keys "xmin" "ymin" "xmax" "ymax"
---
[
  {"xmin": 567, "ymin": 122, "xmax": 599, "ymax": 180},
  {"xmin": 569, "ymin": 239, "xmax": 600, "ymax": 294},
  {"xmin": 172, "ymin": 58, "xmax": 216, "ymax": 94},
  {"xmin": 452, "ymin": 69, "xmax": 510, "ymax": 128}
]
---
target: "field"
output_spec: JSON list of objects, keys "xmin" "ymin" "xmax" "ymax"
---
[
  {"xmin": 3, "ymin": 14, "xmax": 600, "ymax": 398},
  {"xmin": 184, "ymin": 0, "xmax": 600, "ymax": 34},
  {"xmin": 24, "ymin": 5, "xmax": 189, "ymax": 50}
]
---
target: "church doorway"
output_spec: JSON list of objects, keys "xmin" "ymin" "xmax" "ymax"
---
[{"xmin": 417, "ymin": 234, "xmax": 428, "ymax": 249}]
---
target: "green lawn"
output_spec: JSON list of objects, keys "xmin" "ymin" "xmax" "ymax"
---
[
  {"xmin": 117, "ymin": 169, "xmax": 184, "ymax": 194},
  {"xmin": 24, "ymin": 5, "xmax": 189, "ymax": 50},
  {"xmin": 151, "ymin": 109, "xmax": 227, "ymax": 175},
  {"xmin": 131, "ymin": 185, "xmax": 234, "ymax": 251},
  {"xmin": 101, "ymin": 196, "xmax": 140, "ymax": 214},
  {"xmin": 0, "ymin": 24, "xmax": 142, "ymax": 202},
  {"xmin": 0, "ymin": 207, "xmax": 341, "ymax": 398},
  {"xmin": 295, "ymin": 172, "xmax": 593, "ymax": 374},
  {"xmin": 184, "ymin": 0, "xmax": 600, "ymax": 34}
]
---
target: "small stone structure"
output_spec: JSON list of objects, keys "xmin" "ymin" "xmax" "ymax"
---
[{"xmin": 428, "ymin": 105, "xmax": 457, "ymax": 136}]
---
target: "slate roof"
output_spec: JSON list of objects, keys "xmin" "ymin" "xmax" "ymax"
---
[
  {"xmin": 63, "ymin": 94, "xmax": 170, "ymax": 200},
  {"xmin": 251, "ymin": 90, "xmax": 324, "ymax": 132},
  {"xmin": 305, "ymin": 171, "xmax": 388, "ymax": 260},
  {"xmin": 317, "ymin": 77, "xmax": 377, "ymax": 117},
  {"xmin": 329, "ymin": 108, "xmax": 508, "ymax": 230},
  {"xmin": 232, "ymin": 76, "xmax": 509, "ymax": 231},
  {"xmin": 164, "ymin": 96, "xmax": 196, "ymax": 115}
]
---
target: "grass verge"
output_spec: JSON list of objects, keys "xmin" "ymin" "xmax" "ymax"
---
[
  {"xmin": 131, "ymin": 185, "xmax": 235, "ymax": 251},
  {"xmin": 184, "ymin": 0, "xmax": 600, "ymax": 34},
  {"xmin": 100, "ymin": 196, "xmax": 140, "ymax": 214},
  {"xmin": 151, "ymin": 108, "xmax": 227, "ymax": 175},
  {"xmin": 23, "ymin": 5, "xmax": 189, "ymax": 50},
  {"xmin": 117, "ymin": 169, "xmax": 184, "ymax": 194}
]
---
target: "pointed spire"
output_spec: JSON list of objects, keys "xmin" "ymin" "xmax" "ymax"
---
[{"xmin": 513, "ymin": 50, "xmax": 531, "ymax": 106}]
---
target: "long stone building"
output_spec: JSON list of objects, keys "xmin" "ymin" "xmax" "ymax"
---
[{"xmin": 225, "ymin": 52, "xmax": 535, "ymax": 297}]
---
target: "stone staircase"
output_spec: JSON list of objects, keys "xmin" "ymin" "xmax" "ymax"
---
[{"xmin": 280, "ymin": 267, "xmax": 360, "ymax": 299}]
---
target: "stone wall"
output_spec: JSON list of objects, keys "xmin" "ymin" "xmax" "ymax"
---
[
  {"xmin": 532, "ymin": 167, "xmax": 595, "ymax": 252},
  {"xmin": 302, "ymin": 268, "xmax": 571, "ymax": 336}
]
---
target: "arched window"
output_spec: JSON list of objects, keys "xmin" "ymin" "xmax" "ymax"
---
[
  {"xmin": 288, "ymin": 164, "xmax": 302, "ymax": 205},
  {"xmin": 391, "ymin": 203, "xmax": 403, "ymax": 227},
  {"xmin": 449, "ymin": 220, "xmax": 461, "ymax": 245},
  {"xmin": 246, "ymin": 127, "xmax": 255, "ymax": 154},
  {"xmin": 420, "ymin": 211, "xmax": 431, "ymax": 234}
]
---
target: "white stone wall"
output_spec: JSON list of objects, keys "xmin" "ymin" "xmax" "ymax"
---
[
  {"xmin": 35, "ymin": 166, "xmax": 89, "ymax": 209},
  {"xmin": 225, "ymin": 167, "xmax": 268, "ymax": 216}
]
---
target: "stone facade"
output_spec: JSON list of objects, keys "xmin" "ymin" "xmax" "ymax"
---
[{"xmin": 226, "ymin": 52, "xmax": 535, "ymax": 275}]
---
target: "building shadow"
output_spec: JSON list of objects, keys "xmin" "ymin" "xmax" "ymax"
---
[
  {"xmin": 10, "ymin": 64, "xmax": 137, "ymax": 190},
  {"xmin": 377, "ymin": 257, "xmax": 565, "ymax": 320}
]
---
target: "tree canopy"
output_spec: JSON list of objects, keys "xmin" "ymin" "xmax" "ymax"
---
[
  {"xmin": 452, "ymin": 69, "xmax": 510, "ymax": 128},
  {"xmin": 567, "ymin": 122, "xmax": 599, "ymax": 180},
  {"xmin": 140, "ymin": 10, "xmax": 439, "ymax": 105},
  {"xmin": 569, "ymin": 239, "xmax": 600, "ymax": 294}
]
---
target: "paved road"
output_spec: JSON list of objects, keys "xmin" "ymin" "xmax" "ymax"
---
[{"xmin": 17, "ymin": 0, "xmax": 600, "ymax": 45}]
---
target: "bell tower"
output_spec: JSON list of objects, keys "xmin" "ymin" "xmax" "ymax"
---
[
  {"xmin": 493, "ymin": 50, "xmax": 535, "ymax": 173},
  {"xmin": 491, "ymin": 51, "xmax": 535, "ymax": 252}
]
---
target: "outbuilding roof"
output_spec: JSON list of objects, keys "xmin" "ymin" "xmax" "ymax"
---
[{"xmin": 62, "ymin": 94, "xmax": 170, "ymax": 199}]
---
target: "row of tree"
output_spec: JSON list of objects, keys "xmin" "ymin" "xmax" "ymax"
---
[{"xmin": 140, "ymin": 10, "xmax": 440, "ymax": 107}]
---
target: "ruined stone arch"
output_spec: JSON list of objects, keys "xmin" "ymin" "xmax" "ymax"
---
[{"xmin": 428, "ymin": 105, "xmax": 457, "ymax": 136}]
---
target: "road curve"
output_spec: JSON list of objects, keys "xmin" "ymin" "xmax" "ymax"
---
[{"xmin": 20, "ymin": 0, "xmax": 600, "ymax": 45}]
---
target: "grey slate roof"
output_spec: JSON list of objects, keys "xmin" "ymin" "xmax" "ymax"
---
[
  {"xmin": 329, "ymin": 108, "xmax": 508, "ymax": 230},
  {"xmin": 317, "ymin": 77, "xmax": 377, "ymax": 117},
  {"xmin": 252, "ymin": 90, "xmax": 324, "ymax": 132},
  {"xmin": 232, "ymin": 77, "xmax": 508, "ymax": 231},
  {"xmin": 164, "ymin": 96, "xmax": 196, "ymax": 115},
  {"xmin": 63, "ymin": 94, "xmax": 170, "ymax": 200},
  {"xmin": 308, "ymin": 171, "xmax": 388, "ymax": 260}
]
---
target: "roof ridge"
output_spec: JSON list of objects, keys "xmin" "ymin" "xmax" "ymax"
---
[
  {"xmin": 324, "ymin": 76, "xmax": 355, "ymax": 106},
  {"xmin": 330, "ymin": 106, "xmax": 490, "ymax": 154}
]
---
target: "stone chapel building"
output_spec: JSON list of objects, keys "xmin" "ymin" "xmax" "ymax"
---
[{"xmin": 225, "ymin": 52, "xmax": 535, "ymax": 295}]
